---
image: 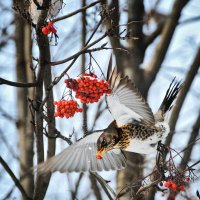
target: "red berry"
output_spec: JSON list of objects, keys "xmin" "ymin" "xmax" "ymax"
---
[
  {"xmin": 164, "ymin": 181, "xmax": 171, "ymax": 188},
  {"xmin": 107, "ymin": 89, "xmax": 112, "ymax": 94},
  {"xmin": 185, "ymin": 177, "xmax": 190, "ymax": 182},
  {"xmin": 48, "ymin": 21, "xmax": 53, "ymax": 27},
  {"xmin": 96, "ymin": 153, "xmax": 103, "ymax": 160},
  {"xmin": 171, "ymin": 183, "xmax": 177, "ymax": 191},
  {"xmin": 54, "ymin": 112, "xmax": 59, "ymax": 117},
  {"xmin": 42, "ymin": 27, "xmax": 50, "ymax": 35},
  {"xmin": 179, "ymin": 185, "xmax": 185, "ymax": 191}
]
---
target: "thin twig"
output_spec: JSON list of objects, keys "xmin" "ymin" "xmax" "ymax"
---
[
  {"xmin": 85, "ymin": 17, "xmax": 104, "ymax": 46},
  {"xmin": 53, "ymin": 1, "xmax": 101, "ymax": 22},
  {"xmin": 50, "ymin": 33, "xmax": 107, "ymax": 66},
  {"xmin": 179, "ymin": 15, "xmax": 200, "ymax": 25},
  {"xmin": 43, "ymin": 127, "xmax": 72, "ymax": 145}
]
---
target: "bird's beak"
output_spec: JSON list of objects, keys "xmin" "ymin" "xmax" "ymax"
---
[{"xmin": 96, "ymin": 148, "xmax": 106, "ymax": 160}]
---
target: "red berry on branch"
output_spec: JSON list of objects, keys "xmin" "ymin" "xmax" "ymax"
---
[
  {"xmin": 65, "ymin": 75, "xmax": 112, "ymax": 104},
  {"xmin": 42, "ymin": 27, "xmax": 50, "ymax": 35},
  {"xmin": 171, "ymin": 183, "xmax": 177, "ymax": 191},
  {"xmin": 164, "ymin": 181, "xmax": 171, "ymax": 188},
  {"xmin": 179, "ymin": 185, "xmax": 185, "ymax": 191},
  {"xmin": 54, "ymin": 100, "xmax": 82, "ymax": 118},
  {"xmin": 185, "ymin": 177, "xmax": 190, "ymax": 182},
  {"xmin": 48, "ymin": 21, "xmax": 53, "ymax": 27}
]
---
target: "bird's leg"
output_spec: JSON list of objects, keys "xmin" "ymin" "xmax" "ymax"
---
[
  {"xmin": 156, "ymin": 141, "xmax": 168, "ymax": 179},
  {"xmin": 157, "ymin": 141, "xmax": 168, "ymax": 153}
]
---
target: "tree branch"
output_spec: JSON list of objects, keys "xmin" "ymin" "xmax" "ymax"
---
[
  {"xmin": 53, "ymin": 0, "xmax": 100, "ymax": 23},
  {"xmin": 145, "ymin": 15, "xmax": 200, "ymax": 48},
  {"xmin": 100, "ymin": 0, "xmax": 121, "ymax": 49},
  {"xmin": 0, "ymin": 77, "xmax": 38, "ymax": 87},
  {"xmin": 0, "ymin": 156, "xmax": 32, "ymax": 200},
  {"xmin": 90, "ymin": 172, "xmax": 116, "ymax": 200},
  {"xmin": 144, "ymin": 20, "xmax": 165, "ymax": 48},
  {"xmin": 81, "ymin": 0, "xmax": 88, "ymax": 135},
  {"xmin": 166, "ymin": 47, "xmax": 200, "ymax": 146},
  {"xmin": 179, "ymin": 15, "xmax": 200, "ymax": 25},
  {"xmin": 33, "ymin": 1, "xmax": 52, "ymax": 198},
  {"xmin": 89, "ymin": 173, "xmax": 102, "ymax": 200},
  {"xmin": 50, "ymin": 33, "xmax": 107, "ymax": 66},
  {"xmin": 179, "ymin": 112, "xmax": 200, "ymax": 170},
  {"xmin": 43, "ymin": 128, "xmax": 73, "ymax": 145},
  {"xmin": 144, "ymin": 0, "xmax": 189, "ymax": 87}
]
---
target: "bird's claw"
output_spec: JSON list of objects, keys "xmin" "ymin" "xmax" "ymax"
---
[{"xmin": 157, "ymin": 141, "xmax": 168, "ymax": 153}]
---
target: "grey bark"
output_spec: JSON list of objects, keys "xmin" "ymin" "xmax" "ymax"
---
[{"xmin": 14, "ymin": 0, "xmax": 34, "ymax": 198}]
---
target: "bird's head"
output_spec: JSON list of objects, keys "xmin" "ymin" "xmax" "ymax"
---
[{"xmin": 96, "ymin": 124, "xmax": 120, "ymax": 159}]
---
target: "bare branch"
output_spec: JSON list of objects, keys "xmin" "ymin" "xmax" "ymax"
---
[
  {"xmin": 166, "ymin": 47, "xmax": 200, "ymax": 146},
  {"xmin": 53, "ymin": 0, "xmax": 101, "ymax": 23},
  {"xmin": 33, "ymin": 1, "xmax": 52, "ymax": 198},
  {"xmin": 85, "ymin": 17, "xmax": 104, "ymax": 47},
  {"xmin": 89, "ymin": 173, "xmax": 102, "ymax": 200},
  {"xmin": 50, "ymin": 33, "xmax": 107, "ymax": 66},
  {"xmin": 90, "ymin": 172, "xmax": 116, "ymax": 200},
  {"xmin": 0, "ymin": 77, "xmax": 38, "ymax": 87},
  {"xmin": 0, "ymin": 156, "xmax": 32, "ymax": 200},
  {"xmin": 179, "ymin": 112, "xmax": 200, "ymax": 170},
  {"xmin": 81, "ymin": 0, "xmax": 88, "ymax": 135},
  {"xmin": 179, "ymin": 15, "xmax": 200, "ymax": 25},
  {"xmin": 100, "ymin": 0, "xmax": 121, "ymax": 48},
  {"xmin": 71, "ymin": 173, "xmax": 84, "ymax": 199},
  {"xmin": 43, "ymin": 127, "xmax": 73, "ymax": 145},
  {"xmin": 144, "ymin": 20, "xmax": 165, "ymax": 48},
  {"xmin": 144, "ymin": 0, "xmax": 189, "ymax": 86}
]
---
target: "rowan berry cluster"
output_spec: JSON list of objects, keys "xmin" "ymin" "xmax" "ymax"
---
[
  {"xmin": 65, "ymin": 73, "xmax": 112, "ymax": 104},
  {"xmin": 54, "ymin": 100, "xmax": 83, "ymax": 118},
  {"xmin": 164, "ymin": 180, "xmax": 185, "ymax": 192},
  {"xmin": 42, "ymin": 21, "xmax": 57, "ymax": 35}
]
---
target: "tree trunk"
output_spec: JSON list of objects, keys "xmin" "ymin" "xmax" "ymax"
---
[
  {"xmin": 116, "ymin": 1, "xmax": 146, "ymax": 199},
  {"xmin": 14, "ymin": 0, "xmax": 34, "ymax": 198}
]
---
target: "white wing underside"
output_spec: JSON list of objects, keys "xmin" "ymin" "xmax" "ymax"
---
[
  {"xmin": 106, "ymin": 95, "xmax": 143, "ymax": 126},
  {"xmin": 37, "ymin": 131, "xmax": 126, "ymax": 173},
  {"xmin": 106, "ymin": 67, "xmax": 155, "ymax": 127}
]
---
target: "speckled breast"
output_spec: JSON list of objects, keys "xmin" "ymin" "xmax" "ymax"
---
[{"xmin": 120, "ymin": 124, "xmax": 158, "ymax": 140}]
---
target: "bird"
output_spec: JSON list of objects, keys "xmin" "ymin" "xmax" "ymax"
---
[{"xmin": 36, "ymin": 58, "xmax": 182, "ymax": 173}]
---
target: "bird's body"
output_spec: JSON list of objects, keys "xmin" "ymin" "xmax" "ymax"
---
[
  {"xmin": 120, "ymin": 121, "xmax": 169, "ymax": 154},
  {"xmin": 96, "ymin": 120, "xmax": 169, "ymax": 155},
  {"xmin": 36, "ymin": 57, "xmax": 182, "ymax": 173}
]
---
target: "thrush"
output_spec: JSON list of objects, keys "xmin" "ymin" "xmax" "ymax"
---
[{"xmin": 37, "ymin": 59, "xmax": 182, "ymax": 173}]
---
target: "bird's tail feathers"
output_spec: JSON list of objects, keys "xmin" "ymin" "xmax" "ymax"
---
[{"xmin": 156, "ymin": 78, "xmax": 182, "ymax": 121}]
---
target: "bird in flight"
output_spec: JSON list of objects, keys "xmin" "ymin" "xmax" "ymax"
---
[{"xmin": 37, "ymin": 58, "xmax": 182, "ymax": 173}]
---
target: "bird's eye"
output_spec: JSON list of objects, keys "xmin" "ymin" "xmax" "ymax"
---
[
  {"xmin": 106, "ymin": 137, "xmax": 111, "ymax": 143},
  {"xmin": 102, "ymin": 138, "xmax": 107, "ymax": 146}
]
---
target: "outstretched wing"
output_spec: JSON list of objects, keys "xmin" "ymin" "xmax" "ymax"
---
[
  {"xmin": 106, "ymin": 63, "xmax": 155, "ymax": 126},
  {"xmin": 37, "ymin": 131, "xmax": 126, "ymax": 173}
]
